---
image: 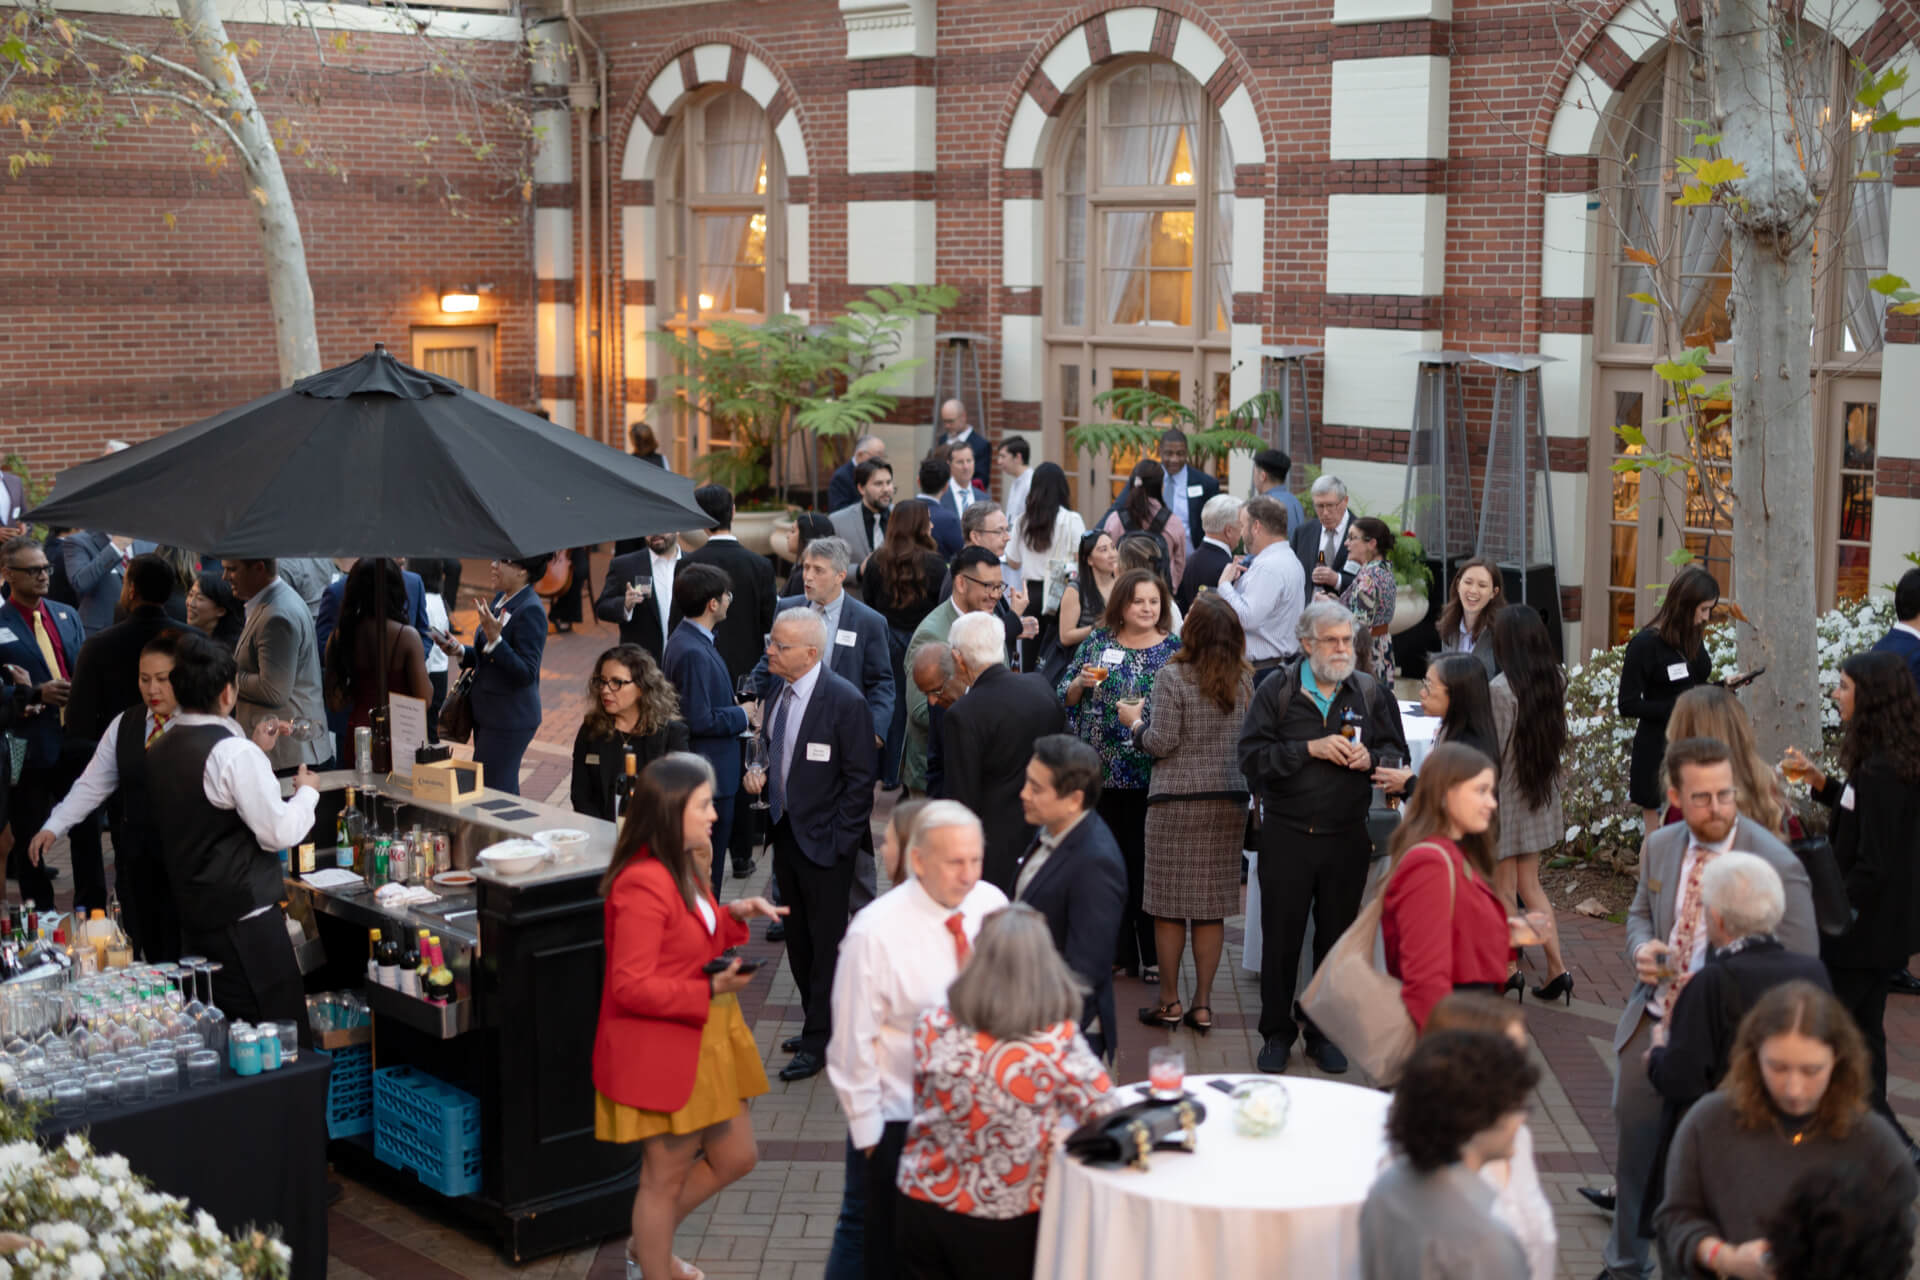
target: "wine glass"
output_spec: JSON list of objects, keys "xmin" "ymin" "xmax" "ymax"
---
[
  {"xmin": 1376, "ymin": 748, "xmax": 1405, "ymax": 812},
  {"xmin": 734, "ymin": 676, "xmax": 759, "ymax": 739},
  {"xmin": 285, "ymin": 717, "xmax": 328, "ymax": 743},
  {"xmin": 745, "ymin": 737, "xmax": 770, "ymax": 812},
  {"xmin": 178, "ymin": 956, "xmax": 208, "ymax": 1023}
]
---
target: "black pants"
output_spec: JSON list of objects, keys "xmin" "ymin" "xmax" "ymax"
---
[
  {"xmin": 897, "ymin": 1196, "xmax": 1040, "ymax": 1280},
  {"xmin": 1830, "ymin": 965, "xmax": 1910, "ymax": 1140},
  {"xmin": 771, "ymin": 818, "xmax": 854, "ymax": 1057},
  {"xmin": 1099, "ymin": 788, "xmax": 1154, "ymax": 974},
  {"xmin": 1256, "ymin": 823, "xmax": 1372, "ymax": 1045},
  {"xmin": 182, "ymin": 907, "xmax": 310, "ymax": 1048},
  {"xmin": 862, "ymin": 1120, "xmax": 910, "ymax": 1280},
  {"xmin": 113, "ymin": 836, "xmax": 180, "ymax": 963},
  {"xmin": 10, "ymin": 757, "xmax": 106, "ymax": 910},
  {"xmin": 708, "ymin": 787, "xmax": 738, "ymax": 899},
  {"xmin": 426, "ymin": 670, "xmax": 448, "ymax": 744},
  {"xmin": 730, "ymin": 786, "xmax": 761, "ymax": 873}
]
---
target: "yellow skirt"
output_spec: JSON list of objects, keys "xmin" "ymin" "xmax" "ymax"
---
[{"xmin": 595, "ymin": 993, "xmax": 769, "ymax": 1142}]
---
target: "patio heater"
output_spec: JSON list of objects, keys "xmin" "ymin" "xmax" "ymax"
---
[
  {"xmin": 1472, "ymin": 352, "xmax": 1566, "ymax": 659},
  {"xmin": 1391, "ymin": 352, "xmax": 1476, "ymax": 675},
  {"xmin": 1250, "ymin": 344, "xmax": 1321, "ymax": 494}
]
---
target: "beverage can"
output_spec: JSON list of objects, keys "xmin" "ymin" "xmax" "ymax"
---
[
  {"xmin": 296, "ymin": 843, "xmax": 316, "ymax": 874},
  {"xmin": 354, "ymin": 726, "xmax": 373, "ymax": 775}
]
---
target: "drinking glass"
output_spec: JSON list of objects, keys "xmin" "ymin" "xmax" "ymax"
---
[
  {"xmin": 186, "ymin": 1050, "xmax": 221, "ymax": 1088},
  {"xmin": 177, "ymin": 956, "xmax": 209, "ymax": 1022},
  {"xmin": 745, "ymin": 737, "xmax": 770, "ymax": 812},
  {"xmin": 1376, "ymin": 748, "xmax": 1405, "ymax": 812},
  {"xmin": 628, "ymin": 577, "xmax": 652, "ymax": 603},
  {"xmin": 146, "ymin": 1059, "xmax": 179, "ymax": 1097},
  {"xmin": 274, "ymin": 1021, "xmax": 300, "ymax": 1066},
  {"xmin": 51, "ymin": 1078, "xmax": 85, "ymax": 1120},
  {"xmin": 734, "ymin": 676, "xmax": 759, "ymax": 738},
  {"xmin": 114, "ymin": 1064, "xmax": 148, "ymax": 1105},
  {"xmin": 285, "ymin": 717, "xmax": 329, "ymax": 743},
  {"xmin": 83, "ymin": 1072, "xmax": 115, "ymax": 1111},
  {"xmin": 1147, "ymin": 1046, "xmax": 1185, "ymax": 1100}
]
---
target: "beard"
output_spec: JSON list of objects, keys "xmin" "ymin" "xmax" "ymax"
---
[{"xmin": 1308, "ymin": 651, "xmax": 1355, "ymax": 686}]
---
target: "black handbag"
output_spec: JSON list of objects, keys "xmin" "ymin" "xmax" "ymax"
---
[
  {"xmin": 1789, "ymin": 834, "xmax": 1852, "ymax": 937},
  {"xmin": 1063, "ymin": 1097, "xmax": 1206, "ymax": 1170},
  {"xmin": 437, "ymin": 667, "xmax": 476, "ymax": 745}
]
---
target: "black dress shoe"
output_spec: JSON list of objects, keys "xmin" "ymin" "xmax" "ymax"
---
[
  {"xmin": 1891, "ymin": 969, "xmax": 1920, "ymax": 996},
  {"xmin": 765, "ymin": 921, "xmax": 787, "ymax": 943},
  {"xmin": 1306, "ymin": 1039, "xmax": 1348, "ymax": 1075},
  {"xmin": 1577, "ymin": 1185, "xmax": 1616, "ymax": 1213},
  {"xmin": 732, "ymin": 857, "xmax": 755, "ymax": 880},
  {"xmin": 781, "ymin": 1036, "xmax": 802, "ymax": 1053},
  {"xmin": 778, "ymin": 1051, "xmax": 824, "ymax": 1082},
  {"xmin": 1256, "ymin": 1035, "xmax": 1293, "ymax": 1074},
  {"xmin": 1905, "ymin": 1138, "xmax": 1920, "ymax": 1170}
]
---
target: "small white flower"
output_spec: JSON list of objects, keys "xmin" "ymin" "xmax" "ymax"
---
[
  {"xmin": 167, "ymin": 1239, "xmax": 197, "ymax": 1269},
  {"xmin": 66, "ymin": 1253, "xmax": 103, "ymax": 1280}
]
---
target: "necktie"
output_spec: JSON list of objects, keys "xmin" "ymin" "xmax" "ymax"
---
[
  {"xmin": 1667, "ymin": 845, "xmax": 1719, "ymax": 1003},
  {"xmin": 145, "ymin": 713, "xmax": 169, "ymax": 749},
  {"xmin": 30, "ymin": 608, "xmax": 64, "ymax": 724},
  {"xmin": 944, "ymin": 912, "xmax": 970, "ymax": 967},
  {"xmin": 768, "ymin": 687, "xmax": 793, "ymax": 824}
]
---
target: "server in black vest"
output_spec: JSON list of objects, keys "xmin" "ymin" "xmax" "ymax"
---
[
  {"xmin": 30, "ymin": 630, "xmax": 187, "ymax": 961},
  {"xmin": 146, "ymin": 632, "xmax": 318, "ymax": 1042}
]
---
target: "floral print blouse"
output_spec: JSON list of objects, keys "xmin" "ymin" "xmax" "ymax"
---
[
  {"xmin": 895, "ymin": 1005, "xmax": 1117, "ymax": 1220},
  {"xmin": 1341, "ymin": 558, "xmax": 1398, "ymax": 682},
  {"xmin": 1057, "ymin": 627, "xmax": 1181, "ymax": 790}
]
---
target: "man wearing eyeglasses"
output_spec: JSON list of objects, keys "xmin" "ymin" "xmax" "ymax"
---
[
  {"xmin": 938, "ymin": 504, "xmax": 1035, "ymax": 659},
  {"xmin": 0, "ymin": 536, "xmax": 91, "ymax": 908},
  {"xmin": 903, "ymin": 547, "xmax": 1004, "ymax": 798}
]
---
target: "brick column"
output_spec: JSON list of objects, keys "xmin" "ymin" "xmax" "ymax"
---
[{"xmin": 530, "ymin": 26, "xmax": 575, "ymax": 428}]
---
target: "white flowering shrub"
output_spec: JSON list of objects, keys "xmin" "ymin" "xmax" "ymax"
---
[
  {"xmin": 1557, "ymin": 595, "xmax": 1893, "ymax": 871},
  {"xmin": 0, "ymin": 1130, "xmax": 289, "ymax": 1279}
]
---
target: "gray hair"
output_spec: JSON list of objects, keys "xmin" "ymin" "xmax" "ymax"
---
[
  {"xmin": 1310, "ymin": 474, "xmax": 1348, "ymax": 501},
  {"xmin": 945, "ymin": 904, "xmax": 1087, "ymax": 1041},
  {"xmin": 1201, "ymin": 493, "xmax": 1245, "ymax": 536},
  {"xmin": 947, "ymin": 610, "xmax": 1006, "ymax": 672},
  {"xmin": 1701, "ymin": 851, "xmax": 1786, "ymax": 938},
  {"xmin": 908, "ymin": 799, "xmax": 983, "ymax": 855},
  {"xmin": 960, "ymin": 501, "xmax": 1005, "ymax": 539},
  {"xmin": 853, "ymin": 434, "xmax": 885, "ymax": 459},
  {"xmin": 772, "ymin": 605, "xmax": 828, "ymax": 652},
  {"xmin": 1298, "ymin": 597, "xmax": 1357, "ymax": 643},
  {"xmin": 801, "ymin": 535, "xmax": 852, "ymax": 577}
]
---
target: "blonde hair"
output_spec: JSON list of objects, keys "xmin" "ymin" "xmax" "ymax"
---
[
  {"xmin": 1667, "ymin": 686, "xmax": 1786, "ymax": 834},
  {"xmin": 946, "ymin": 905, "xmax": 1085, "ymax": 1041}
]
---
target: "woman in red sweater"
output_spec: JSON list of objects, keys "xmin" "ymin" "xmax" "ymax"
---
[
  {"xmin": 1381, "ymin": 742, "xmax": 1522, "ymax": 1028},
  {"xmin": 593, "ymin": 753, "xmax": 786, "ymax": 1280}
]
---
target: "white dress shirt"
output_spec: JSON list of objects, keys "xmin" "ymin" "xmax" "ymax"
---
[
  {"xmin": 423, "ymin": 592, "xmax": 450, "ymax": 676},
  {"xmin": 947, "ymin": 478, "xmax": 975, "ymax": 514},
  {"xmin": 773, "ymin": 660, "xmax": 823, "ymax": 796},
  {"xmin": 827, "ymin": 875, "xmax": 1010, "ymax": 1148},
  {"xmin": 173, "ymin": 712, "xmax": 321, "ymax": 853},
  {"xmin": 1217, "ymin": 541, "xmax": 1305, "ymax": 660},
  {"xmin": 651, "ymin": 548, "xmax": 679, "ymax": 639},
  {"xmin": 1646, "ymin": 825, "xmax": 1736, "ymax": 1019},
  {"xmin": 44, "ymin": 708, "xmax": 173, "ymax": 839},
  {"xmin": 811, "ymin": 591, "xmax": 845, "ymax": 641},
  {"xmin": 1162, "ymin": 466, "xmax": 1200, "ymax": 552},
  {"xmin": 1317, "ymin": 511, "xmax": 1353, "ymax": 566}
]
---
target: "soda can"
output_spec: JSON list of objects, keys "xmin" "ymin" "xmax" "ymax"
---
[{"xmin": 354, "ymin": 726, "xmax": 373, "ymax": 775}]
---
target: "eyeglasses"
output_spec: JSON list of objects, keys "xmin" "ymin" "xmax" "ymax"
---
[
  {"xmin": 958, "ymin": 576, "xmax": 1006, "ymax": 596},
  {"xmin": 588, "ymin": 677, "xmax": 633, "ymax": 692},
  {"xmin": 765, "ymin": 639, "xmax": 810, "ymax": 654},
  {"xmin": 7, "ymin": 564, "xmax": 50, "ymax": 578},
  {"xmin": 1682, "ymin": 789, "xmax": 1738, "ymax": 808},
  {"xmin": 979, "ymin": 524, "xmax": 1009, "ymax": 536}
]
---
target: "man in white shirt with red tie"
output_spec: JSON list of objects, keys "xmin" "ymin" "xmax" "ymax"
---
[{"xmin": 828, "ymin": 801, "xmax": 1007, "ymax": 1280}]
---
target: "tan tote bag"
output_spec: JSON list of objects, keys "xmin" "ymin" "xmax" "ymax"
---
[{"xmin": 1298, "ymin": 841, "xmax": 1455, "ymax": 1088}]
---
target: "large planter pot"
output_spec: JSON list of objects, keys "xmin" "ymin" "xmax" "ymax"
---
[
  {"xmin": 732, "ymin": 509, "xmax": 786, "ymax": 557},
  {"xmin": 1389, "ymin": 586, "xmax": 1429, "ymax": 637}
]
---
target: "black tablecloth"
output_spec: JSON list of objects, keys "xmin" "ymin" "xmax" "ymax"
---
[{"xmin": 40, "ymin": 1052, "xmax": 330, "ymax": 1280}]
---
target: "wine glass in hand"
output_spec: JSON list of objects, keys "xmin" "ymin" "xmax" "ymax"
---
[{"xmin": 745, "ymin": 737, "xmax": 770, "ymax": 811}]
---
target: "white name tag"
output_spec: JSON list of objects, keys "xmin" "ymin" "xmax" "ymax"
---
[
  {"xmin": 806, "ymin": 742, "xmax": 832, "ymax": 763},
  {"xmin": 0, "ymin": 629, "xmax": 15, "ymax": 644},
  {"xmin": 584, "ymin": 753, "xmax": 600, "ymax": 766},
  {"xmin": 835, "ymin": 629, "xmax": 857, "ymax": 647},
  {"xmin": 1665, "ymin": 662, "xmax": 1690, "ymax": 682},
  {"xmin": 1841, "ymin": 784, "xmax": 1856, "ymax": 811},
  {"xmin": 1186, "ymin": 484, "xmax": 1203, "ymax": 498},
  {"xmin": 1100, "ymin": 648, "xmax": 1125, "ymax": 666}
]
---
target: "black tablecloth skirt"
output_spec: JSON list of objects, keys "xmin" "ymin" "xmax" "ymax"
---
[{"xmin": 40, "ymin": 1052, "xmax": 330, "ymax": 1280}]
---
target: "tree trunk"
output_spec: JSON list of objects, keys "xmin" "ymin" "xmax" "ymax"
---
[
  {"xmin": 1704, "ymin": 0, "xmax": 1821, "ymax": 758},
  {"xmin": 175, "ymin": 0, "xmax": 322, "ymax": 385}
]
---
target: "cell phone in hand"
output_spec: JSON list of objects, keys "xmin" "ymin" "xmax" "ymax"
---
[
  {"xmin": 1725, "ymin": 666, "xmax": 1767, "ymax": 690},
  {"xmin": 700, "ymin": 957, "xmax": 761, "ymax": 976}
]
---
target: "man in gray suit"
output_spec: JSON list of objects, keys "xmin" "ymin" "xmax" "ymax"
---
[
  {"xmin": 827, "ymin": 458, "xmax": 894, "ymax": 596},
  {"xmin": 222, "ymin": 558, "xmax": 331, "ymax": 771},
  {"xmin": 1599, "ymin": 735, "xmax": 1818, "ymax": 1280}
]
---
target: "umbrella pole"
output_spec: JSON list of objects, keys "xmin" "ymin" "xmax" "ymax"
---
[{"xmin": 376, "ymin": 556, "xmax": 390, "ymax": 726}]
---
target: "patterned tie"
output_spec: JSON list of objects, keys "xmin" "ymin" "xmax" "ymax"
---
[
  {"xmin": 945, "ymin": 912, "xmax": 970, "ymax": 967},
  {"xmin": 767, "ymin": 687, "xmax": 793, "ymax": 824},
  {"xmin": 1667, "ymin": 844, "xmax": 1719, "ymax": 1004},
  {"xmin": 145, "ymin": 713, "xmax": 169, "ymax": 749}
]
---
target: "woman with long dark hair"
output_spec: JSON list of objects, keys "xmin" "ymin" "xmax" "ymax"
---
[
  {"xmin": 1006, "ymin": 462, "xmax": 1084, "ymax": 625},
  {"xmin": 1057, "ymin": 530, "xmax": 1118, "ymax": 651},
  {"xmin": 594, "ymin": 754, "xmax": 785, "ymax": 1280},
  {"xmin": 1101, "ymin": 459, "xmax": 1187, "ymax": 591},
  {"xmin": 1436, "ymin": 556, "xmax": 1506, "ymax": 675},
  {"xmin": 1782, "ymin": 650, "xmax": 1920, "ymax": 1157},
  {"xmin": 186, "ymin": 570, "xmax": 244, "ymax": 651},
  {"xmin": 863, "ymin": 501, "xmax": 949, "ymax": 787},
  {"xmin": 1339, "ymin": 516, "xmax": 1398, "ymax": 681},
  {"xmin": 1373, "ymin": 654, "xmax": 1500, "ymax": 803},
  {"xmin": 1488, "ymin": 605, "xmax": 1570, "ymax": 1002},
  {"xmin": 572, "ymin": 644, "xmax": 690, "ymax": 821},
  {"xmin": 323, "ymin": 557, "xmax": 432, "ymax": 740},
  {"xmin": 1620, "ymin": 564, "xmax": 1718, "ymax": 835}
]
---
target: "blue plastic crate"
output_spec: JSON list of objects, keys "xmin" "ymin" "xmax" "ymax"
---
[
  {"xmin": 325, "ymin": 1045, "xmax": 373, "ymax": 1140},
  {"xmin": 372, "ymin": 1065, "xmax": 482, "ymax": 1197}
]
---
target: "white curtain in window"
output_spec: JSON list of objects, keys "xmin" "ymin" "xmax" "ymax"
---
[
  {"xmin": 1843, "ymin": 182, "xmax": 1891, "ymax": 352},
  {"xmin": 698, "ymin": 102, "xmax": 767, "ymax": 313},
  {"xmin": 1104, "ymin": 71, "xmax": 1202, "ymax": 324},
  {"xmin": 1677, "ymin": 208, "xmax": 1729, "ymax": 342},
  {"xmin": 1614, "ymin": 97, "xmax": 1664, "ymax": 344},
  {"xmin": 1212, "ymin": 128, "xmax": 1234, "ymax": 331}
]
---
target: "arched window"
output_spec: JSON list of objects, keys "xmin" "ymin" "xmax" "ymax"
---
[
  {"xmin": 1046, "ymin": 58, "xmax": 1235, "ymax": 508},
  {"xmin": 1590, "ymin": 35, "xmax": 1888, "ymax": 645},
  {"xmin": 655, "ymin": 89, "xmax": 788, "ymax": 466}
]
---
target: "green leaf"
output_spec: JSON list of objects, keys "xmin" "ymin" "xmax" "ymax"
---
[
  {"xmin": 1674, "ymin": 183, "xmax": 1716, "ymax": 207},
  {"xmin": 1654, "ymin": 359, "xmax": 1704, "ymax": 384},
  {"xmin": 1613, "ymin": 423, "xmax": 1647, "ymax": 449},
  {"xmin": 1626, "ymin": 292, "xmax": 1659, "ymax": 306},
  {"xmin": 1694, "ymin": 156, "xmax": 1744, "ymax": 186},
  {"xmin": 1869, "ymin": 112, "xmax": 1911, "ymax": 133},
  {"xmin": 1854, "ymin": 64, "xmax": 1906, "ymax": 110},
  {"xmin": 1676, "ymin": 117, "xmax": 1710, "ymax": 128},
  {"xmin": 1692, "ymin": 132, "xmax": 1722, "ymax": 146},
  {"xmin": 1663, "ymin": 547, "xmax": 1698, "ymax": 570}
]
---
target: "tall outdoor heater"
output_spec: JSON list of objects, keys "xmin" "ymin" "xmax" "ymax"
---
[
  {"xmin": 1251, "ymin": 344, "xmax": 1320, "ymax": 496},
  {"xmin": 1472, "ymin": 351, "xmax": 1566, "ymax": 659},
  {"xmin": 1391, "ymin": 352, "xmax": 1475, "ymax": 674}
]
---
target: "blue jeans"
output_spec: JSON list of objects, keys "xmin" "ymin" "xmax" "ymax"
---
[
  {"xmin": 472, "ymin": 725, "xmax": 536, "ymax": 796},
  {"xmin": 823, "ymin": 1137, "xmax": 867, "ymax": 1280}
]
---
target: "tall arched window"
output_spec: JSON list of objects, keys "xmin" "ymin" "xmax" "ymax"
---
[
  {"xmin": 1589, "ymin": 34, "xmax": 1888, "ymax": 646},
  {"xmin": 1046, "ymin": 58, "xmax": 1235, "ymax": 508},
  {"xmin": 656, "ymin": 88, "xmax": 788, "ymax": 465}
]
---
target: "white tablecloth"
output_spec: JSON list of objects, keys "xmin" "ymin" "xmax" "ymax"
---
[
  {"xmin": 1033, "ymin": 1075, "xmax": 1390, "ymax": 1279},
  {"xmin": 1401, "ymin": 710, "xmax": 1442, "ymax": 769}
]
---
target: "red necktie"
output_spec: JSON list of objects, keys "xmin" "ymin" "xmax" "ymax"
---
[{"xmin": 944, "ymin": 913, "xmax": 970, "ymax": 967}]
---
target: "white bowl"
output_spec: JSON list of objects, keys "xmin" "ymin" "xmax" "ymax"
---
[
  {"xmin": 477, "ymin": 840, "xmax": 549, "ymax": 875},
  {"xmin": 533, "ymin": 828, "xmax": 591, "ymax": 859}
]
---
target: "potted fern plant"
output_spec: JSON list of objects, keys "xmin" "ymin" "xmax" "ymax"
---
[{"xmin": 1064, "ymin": 382, "xmax": 1271, "ymax": 504}]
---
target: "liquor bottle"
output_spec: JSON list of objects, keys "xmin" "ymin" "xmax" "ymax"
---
[
  {"xmin": 425, "ymin": 937, "xmax": 456, "ymax": 1006},
  {"xmin": 614, "ymin": 749, "xmax": 638, "ymax": 821},
  {"xmin": 337, "ymin": 788, "xmax": 365, "ymax": 871},
  {"xmin": 397, "ymin": 930, "xmax": 421, "ymax": 997},
  {"xmin": 376, "ymin": 930, "xmax": 402, "ymax": 989},
  {"xmin": 414, "ymin": 929, "xmax": 432, "ymax": 992},
  {"xmin": 366, "ymin": 928, "xmax": 384, "ymax": 985}
]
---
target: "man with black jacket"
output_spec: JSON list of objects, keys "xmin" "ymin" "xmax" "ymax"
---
[{"xmin": 1238, "ymin": 598, "xmax": 1406, "ymax": 1075}]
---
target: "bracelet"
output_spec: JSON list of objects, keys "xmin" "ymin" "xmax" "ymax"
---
[{"xmin": 1705, "ymin": 1240, "xmax": 1724, "ymax": 1273}]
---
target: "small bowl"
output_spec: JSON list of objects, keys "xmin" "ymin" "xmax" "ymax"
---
[
  {"xmin": 1231, "ymin": 1080, "xmax": 1291, "ymax": 1138},
  {"xmin": 477, "ymin": 840, "xmax": 549, "ymax": 875},
  {"xmin": 533, "ymin": 829, "xmax": 591, "ymax": 862}
]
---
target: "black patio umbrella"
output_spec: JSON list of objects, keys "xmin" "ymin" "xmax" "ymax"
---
[{"xmin": 25, "ymin": 344, "xmax": 711, "ymax": 558}]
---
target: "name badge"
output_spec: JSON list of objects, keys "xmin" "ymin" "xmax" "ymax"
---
[
  {"xmin": 1100, "ymin": 648, "xmax": 1125, "ymax": 666},
  {"xmin": 1665, "ymin": 661, "xmax": 1690, "ymax": 682},
  {"xmin": 0, "ymin": 629, "xmax": 15, "ymax": 644},
  {"xmin": 1648, "ymin": 878, "xmax": 1663, "ymax": 895},
  {"xmin": 584, "ymin": 753, "xmax": 600, "ymax": 766},
  {"xmin": 835, "ymin": 629, "xmax": 857, "ymax": 647},
  {"xmin": 1841, "ymin": 784, "xmax": 1856, "ymax": 811},
  {"xmin": 1186, "ymin": 484, "xmax": 1203, "ymax": 498},
  {"xmin": 806, "ymin": 742, "xmax": 832, "ymax": 763}
]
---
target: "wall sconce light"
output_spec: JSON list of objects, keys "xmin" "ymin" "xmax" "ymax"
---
[{"xmin": 440, "ymin": 286, "xmax": 481, "ymax": 314}]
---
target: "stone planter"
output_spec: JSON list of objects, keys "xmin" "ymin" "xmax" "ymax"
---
[
  {"xmin": 1389, "ymin": 585, "xmax": 1428, "ymax": 636},
  {"xmin": 731, "ymin": 509, "xmax": 787, "ymax": 557}
]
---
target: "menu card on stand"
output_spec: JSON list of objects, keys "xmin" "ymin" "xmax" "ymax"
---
[{"xmin": 388, "ymin": 693, "xmax": 429, "ymax": 780}]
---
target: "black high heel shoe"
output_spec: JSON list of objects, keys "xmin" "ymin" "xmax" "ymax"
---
[
  {"xmin": 1138, "ymin": 1000, "xmax": 1181, "ymax": 1029},
  {"xmin": 1182, "ymin": 1006, "xmax": 1213, "ymax": 1037},
  {"xmin": 1531, "ymin": 971, "xmax": 1576, "ymax": 1005},
  {"xmin": 1503, "ymin": 972, "xmax": 1526, "ymax": 1002}
]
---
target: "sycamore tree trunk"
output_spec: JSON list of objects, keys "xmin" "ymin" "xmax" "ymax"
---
[
  {"xmin": 175, "ymin": 0, "xmax": 322, "ymax": 385},
  {"xmin": 1704, "ymin": 0, "xmax": 1822, "ymax": 759}
]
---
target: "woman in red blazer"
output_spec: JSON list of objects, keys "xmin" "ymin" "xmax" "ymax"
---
[
  {"xmin": 593, "ymin": 752, "xmax": 786, "ymax": 1280},
  {"xmin": 1381, "ymin": 742, "xmax": 1529, "ymax": 1029}
]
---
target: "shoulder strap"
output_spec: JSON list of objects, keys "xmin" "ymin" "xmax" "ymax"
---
[
  {"xmin": 1147, "ymin": 505, "xmax": 1171, "ymax": 536},
  {"xmin": 1395, "ymin": 840, "xmax": 1459, "ymax": 919}
]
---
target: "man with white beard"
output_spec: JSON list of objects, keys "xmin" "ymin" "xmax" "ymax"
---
[{"xmin": 1237, "ymin": 599, "xmax": 1408, "ymax": 1075}]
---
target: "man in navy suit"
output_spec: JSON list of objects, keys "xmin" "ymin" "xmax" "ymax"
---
[
  {"xmin": 0, "ymin": 536, "xmax": 94, "ymax": 907},
  {"xmin": 826, "ymin": 434, "xmax": 886, "ymax": 513},
  {"xmin": 1178, "ymin": 494, "xmax": 1244, "ymax": 612},
  {"xmin": 662, "ymin": 564, "xmax": 753, "ymax": 896},
  {"xmin": 434, "ymin": 555, "xmax": 547, "ymax": 796},
  {"xmin": 938, "ymin": 399, "xmax": 992, "ymax": 494},
  {"xmin": 1872, "ymin": 568, "xmax": 1920, "ymax": 692},
  {"xmin": 1015, "ymin": 733, "xmax": 1127, "ymax": 1061},
  {"xmin": 744, "ymin": 606, "xmax": 877, "ymax": 1082},
  {"xmin": 909, "ymin": 458, "xmax": 963, "ymax": 560},
  {"xmin": 1155, "ymin": 429, "xmax": 1220, "ymax": 556}
]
